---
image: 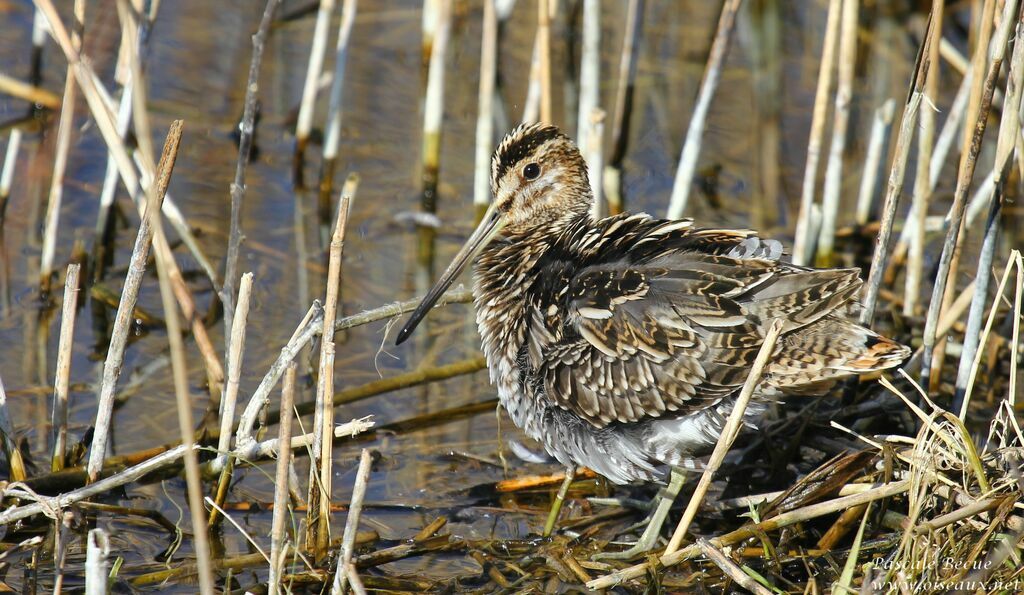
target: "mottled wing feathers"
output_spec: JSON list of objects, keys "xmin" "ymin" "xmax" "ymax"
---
[{"xmin": 533, "ymin": 214, "xmax": 901, "ymax": 429}]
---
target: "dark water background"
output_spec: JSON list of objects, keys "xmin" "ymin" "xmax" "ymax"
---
[{"xmin": 0, "ymin": 0, "xmax": 976, "ymax": 591}]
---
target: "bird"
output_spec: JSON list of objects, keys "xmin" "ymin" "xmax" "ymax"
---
[{"xmin": 395, "ymin": 122, "xmax": 910, "ymax": 557}]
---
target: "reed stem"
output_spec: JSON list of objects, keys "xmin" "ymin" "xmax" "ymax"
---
[
  {"xmin": 666, "ymin": 0, "xmax": 742, "ymax": 220},
  {"xmin": 50, "ymin": 263, "xmax": 80, "ymax": 472}
]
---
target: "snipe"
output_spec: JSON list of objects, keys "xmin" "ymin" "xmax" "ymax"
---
[{"xmin": 396, "ymin": 123, "xmax": 909, "ymax": 556}]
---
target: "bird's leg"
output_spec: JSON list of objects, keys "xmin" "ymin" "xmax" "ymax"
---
[
  {"xmin": 593, "ymin": 466, "xmax": 687, "ymax": 560},
  {"xmin": 542, "ymin": 465, "xmax": 576, "ymax": 537}
]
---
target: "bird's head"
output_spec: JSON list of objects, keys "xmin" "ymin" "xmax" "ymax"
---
[
  {"xmin": 395, "ymin": 123, "xmax": 591, "ymax": 345},
  {"xmin": 490, "ymin": 122, "xmax": 592, "ymax": 234}
]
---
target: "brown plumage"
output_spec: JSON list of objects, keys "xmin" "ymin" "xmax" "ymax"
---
[{"xmin": 397, "ymin": 122, "xmax": 909, "ymax": 486}]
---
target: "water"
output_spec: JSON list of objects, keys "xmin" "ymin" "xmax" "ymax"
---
[{"xmin": 0, "ymin": 1, "xmax": 969, "ymax": 591}]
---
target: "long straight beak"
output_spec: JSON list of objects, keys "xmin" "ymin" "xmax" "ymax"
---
[{"xmin": 395, "ymin": 202, "xmax": 504, "ymax": 345}]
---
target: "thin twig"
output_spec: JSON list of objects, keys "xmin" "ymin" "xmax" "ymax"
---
[
  {"xmin": 473, "ymin": 0, "xmax": 498, "ymax": 214},
  {"xmin": 50, "ymin": 264, "xmax": 80, "ymax": 472},
  {"xmin": 537, "ymin": 0, "xmax": 551, "ymax": 123},
  {"xmin": 235, "ymin": 287, "xmax": 472, "ymax": 450},
  {"xmin": 921, "ymin": 0, "xmax": 1013, "ymax": 388},
  {"xmin": 904, "ymin": 1, "xmax": 944, "ymax": 316},
  {"xmin": 268, "ymin": 364, "xmax": 296, "ymax": 595},
  {"xmin": 421, "ymin": 0, "xmax": 452, "ymax": 204},
  {"xmin": 309, "ymin": 177, "xmax": 357, "ymax": 559},
  {"xmin": 0, "ymin": 374, "xmax": 26, "ymax": 482},
  {"xmin": 317, "ymin": 0, "xmax": 357, "ymax": 215},
  {"xmin": 586, "ymin": 108, "xmax": 606, "ymax": 218},
  {"xmin": 955, "ymin": 17, "xmax": 1024, "ymax": 412},
  {"xmin": 294, "ymin": 0, "xmax": 336, "ymax": 183},
  {"xmin": 859, "ymin": 91, "xmax": 924, "ymax": 327},
  {"xmin": 0, "ymin": 71, "xmax": 60, "ymax": 108},
  {"xmin": 697, "ymin": 539, "xmax": 773, "ymax": 595},
  {"xmin": 666, "ymin": 0, "xmax": 742, "ymax": 219},
  {"xmin": 855, "ymin": 98, "xmax": 896, "ymax": 225},
  {"xmin": 814, "ymin": 0, "xmax": 858, "ymax": 267},
  {"xmin": 603, "ymin": 0, "xmax": 644, "ymax": 215},
  {"xmin": 33, "ymin": 0, "xmax": 218, "ymax": 289},
  {"xmin": 209, "ymin": 272, "xmax": 254, "ymax": 527},
  {"xmin": 663, "ymin": 318, "xmax": 784, "ymax": 554},
  {"xmin": 792, "ymin": 0, "xmax": 841, "ymax": 265},
  {"xmin": 39, "ymin": 0, "xmax": 84, "ymax": 294},
  {"xmin": 331, "ymin": 449, "xmax": 372, "ymax": 594},
  {"xmin": 223, "ymin": 0, "xmax": 279, "ymax": 346},
  {"xmin": 588, "ymin": 480, "xmax": 910, "ymax": 589},
  {"xmin": 144, "ymin": 119, "xmax": 214, "ymax": 594},
  {"xmin": 576, "ymin": 0, "xmax": 600, "ymax": 153}
]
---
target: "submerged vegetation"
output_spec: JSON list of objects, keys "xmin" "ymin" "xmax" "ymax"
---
[{"xmin": 0, "ymin": 0, "xmax": 1021, "ymax": 593}]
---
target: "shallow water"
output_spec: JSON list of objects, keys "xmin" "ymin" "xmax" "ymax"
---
[{"xmin": 0, "ymin": 0, "xmax": 983, "ymax": 591}]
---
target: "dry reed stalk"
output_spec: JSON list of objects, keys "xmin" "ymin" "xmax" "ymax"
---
[
  {"xmin": 586, "ymin": 108, "xmax": 606, "ymax": 218},
  {"xmin": 792, "ymin": 0, "xmax": 841, "ymax": 265},
  {"xmin": 420, "ymin": 0, "xmax": 452, "ymax": 208},
  {"xmin": 927, "ymin": 0, "xmax": 1004, "ymax": 389},
  {"xmin": 904, "ymin": 2, "xmax": 943, "ymax": 316},
  {"xmin": 0, "ymin": 72, "xmax": 60, "ymax": 108},
  {"xmin": 603, "ymin": 0, "xmax": 643, "ymax": 216},
  {"xmin": 421, "ymin": 0, "xmax": 440, "ymax": 65},
  {"xmin": 83, "ymin": 528, "xmax": 110, "ymax": 595},
  {"xmin": 236, "ymin": 303, "xmax": 323, "ymax": 447},
  {"xmin": 697, "ymin": 539, "xmax": 773, "ymax": 595},
  {"xmin": 209, "ymin": 272, "xmax": 254, "ymax": 528},
  {"xmin": 538, "ymin": 0, "xmax": 552, "ymax": 123},
  {"xmin": 142, "ymin": 120, "xmax": 214, "ymax": 594},
  {"xmin": 30, "ymin": 8, "xmax": 46, "ymax": 84},
  {"xmin": 666, "ymin": 0, "xmax": 743, "ymax": 220},
  {"xmin": 473, "ymin": 0, "xmax": 498, "ymax": 216},
  {"xmin": 889, "ymin": 67, "xmax": 972, "ymax": 278},
  {"xmin": 2, "ymin": 443, "xmax": 196, "ymax": 525},
  {"xmin": 317, "ymin": 0, "xmax": 357, "ymax": 220},
  {"xmin": 223, "ymin": 0, "xmax": 279, "ymax": 344},
  {"xmin": 0, "ymin": 129, "xmax": 22, "ymax": 219},
  {"xmin": 32, "ymin": 0, "xmax": 219, "ymax": 290},
  {"xmin": 308, "ymin": 177, "xmax": 356, "ymax": 559},
  {"xmin": 294, "ymin": 0, "xmax": 337, "ymax": 185},
  {"xmin": 120, "ymin": 1, "xmax": 228, "ymax": 401},
  {"xmin": 921, "ymin": 0, "xmax": 1012, "ymax": 389},
  {"xmin": 813, "ymin": 0, "xmax": 857, "ymax": 268},
  {"xmin": 955, "ymin": 19, "xmax": 1024, "ymax": 413},
  {"xmin": 854, "ymin": 99, "xmax": 895, "ymax": 225},
  {"xmin": 39, "ymin": 0, "xmax": 85, "ymax": 294},
  {"xmin": 958, "ymin": 251, "xmax": 1022, "ymax": 416},
  {"xmin": 859, "ymin": 90, "xmax": 924, "ymax": 327},
  {"xmin": 254, "ymin": 416, "xmax": 372, "ymax": 459},
  {"xmin": 0, "ymin": 375, "xmax": 26, "ymax": 482},
  {"xmin": 331, "ymin": 448, "xmax": 372, "ymax": 594},
  {"xmin": 52, "ymin": 511, "xmax": 73, "ymax": 594},
  {"xmin": 268, "ymin": 363, "xmax": 296, "ymax": 595},
  {"xmin": 50, "ymin": 263, "xmax": 80, "ymax": 472},
  {"xmin": 93, "ymin": 21, "xmax": 140, "ymax": 282},
  {"xmin": 2, "ymin": 415, "xmax": 371, "ymax": 528},
  {"xmin": 87, "ymin": 154, "xmax": 164, "ymax": 482},
  {"xmin": 235, "ymin": 287, "xmax": 472, "ymax": 450},
  {"xmin": 589, "ymin": 479, "xmax": 911, "ymax": 589},
  {"xmin": 663, "ymin": 318, "xmax": 784, "ymax": 555},
  {"xmin": 576, "ymin": 0, "xmax": 600, "ymax": 155},
  {"xmin": 749, "ymin": 0, "xmax": 781, "ymax": 231}
]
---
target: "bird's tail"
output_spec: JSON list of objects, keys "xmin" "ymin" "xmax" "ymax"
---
[{"xmin": 764, "ymin": 315, "xmax": 909, "ymax": 393}]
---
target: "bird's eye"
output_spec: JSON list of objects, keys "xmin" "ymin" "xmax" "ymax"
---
[{"xmin": 522, "ymin": 163, "xmax": 541, "ymax": 180}]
